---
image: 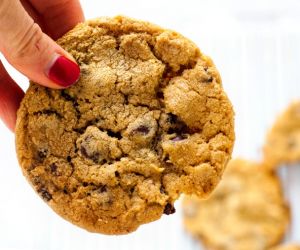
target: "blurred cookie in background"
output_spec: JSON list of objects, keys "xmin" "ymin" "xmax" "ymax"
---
[
  {"xmin": 264, "ymin": 101, "xmax": 300, "ymax": 168},
  {"xmin": 182, "ymin": 158, "xmax": 290, "ymax": 250},
  {"xmin": 270, "ymin": 244, "xmax": 300, "ymax": 250}
]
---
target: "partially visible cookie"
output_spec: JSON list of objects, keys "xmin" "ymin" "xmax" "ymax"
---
[
  {"xmin": 264, "ymin": 101, "xmax": 300, "ymax": 168},
  {"xmin": 182, "ymin": 158, "xmax": 290, "ymax": 250},
  {"xmin": 15, "ymin": 16, "xmax": 234, "ymax": 234},
  {"xmin": 270, "ymin": 244, "xmax": 300, "ymax": 250}
]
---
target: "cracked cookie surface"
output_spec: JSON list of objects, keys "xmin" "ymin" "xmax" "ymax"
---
[
  {"xmin": 264, "ymin": 101, "xmax": 300, "ymax": 168},
  {"xmin": 182, "ymin": 159, "xmax": 290, "ymax": 250},
  {"xmin": 15, "ymin": 16, "xmax": 234, "ymax": 234}
]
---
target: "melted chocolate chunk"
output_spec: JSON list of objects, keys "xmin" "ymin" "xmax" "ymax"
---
[
  {"xmin": 80, "ymin": 146, "xmax": 89, "ymax": 158},
  {"xmin": 157, "ymin": 91, "xmax": 164, "ymax": 99},
  {"xmin": 32, "ymin": 176, "xmax": 41, "ymax": 186},
  {"xmin": 49, "ymin": 163, "xmax": 59, "ymax": 176},
  {"xmin": 36, "ymin": 148, "xmax": 48, "ymax": 162},
  {"xmin": 99, "ymin": 185, "xmax": 107, "ymax": 193},
  {"xmin": 107, "ymin": 130, "xmax": 122, "ymax": 139},
  {"xmin": 80, "ymin": 146, "xmax": 101, "ymax": 163},
  {"xmin": 90, "ymin": 152, "xmax": 100, "ymax": 163},
  {"xmin": 160, "ymin": 186, "xmax": 166, "ymax": 194},
  {"xmin": 165, "ymin": 113, "xmax": 189, "ymax": 135},
  {"xmin": 38, "ymin": 187, "xmax": 52, "ymax": 202},
  {"xmin": 164, "ymin": 203, "xmax": 176, "ymax": 215},
  {"xmin": 61, "ymin": 90, "xmax": 75, "ymax": 101},
  {"xmin": 133, "ymin": 125, "xmax": 150, "ymax": 135},
  {"xmin": 205, "ymin": 76, "xmax": 213, "ymax": 83},
  {"xmin": 167, "ymin": 113, "xmax": 178, "ymax": 124}
]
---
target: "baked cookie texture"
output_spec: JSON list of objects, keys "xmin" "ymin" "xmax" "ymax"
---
[
  {"xmin": 270, "ymin": 244, "xmax": 300, "ymax": 250},
  {"xmin": 182, "ymin": 159, "xmax": 290, "ymax": 250},
  {"xmin": 15, "ymin": 16, "xmax": 234, "ymax": 234},
  {"xmin": 264, "ymin": 101, "xmax": 300, "ymax": 168}
]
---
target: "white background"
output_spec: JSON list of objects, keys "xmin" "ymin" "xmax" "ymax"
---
[{"xmin": 0, "ymin": 0, "xmax": 300, "ymax": 249}]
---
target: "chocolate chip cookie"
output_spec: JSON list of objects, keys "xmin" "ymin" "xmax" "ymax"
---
[
  {"xmin": 182, "ymin": 159, "xmax": 290, "ymax": 250},
  {"xmin": 264, "ymin": 101, "xmax": 300, "ymax": 168},
  {"xmin": 15, "ymin": 16, "xmax": 234, "ymax": 234}
]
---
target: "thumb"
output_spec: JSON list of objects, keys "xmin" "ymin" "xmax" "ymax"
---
[{"xmin": 0, "ymin": 0, "xmax": 80, "ymax": 89}]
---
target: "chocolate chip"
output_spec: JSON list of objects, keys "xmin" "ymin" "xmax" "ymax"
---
[
  {"xmin": 50, "ymin": 163, "xmax": 57, "ymax": 175},
  {"xmin": 90, "ymin": 152, "xmax": 100, "ymax": 163},
  {"xmin": 32, "ymin": 176, "xmax": 41, "ymax": 186},
  {"xmin": 204, "ymin": 76, "xmax": 213, "ymax": 83},
  {"xmin": 167, "ymin": 113, "xmax": 178, "ymax": 124},
  {"xmin": 160, "ymin": 186, "xmax": 166, "ymax": 194},
  {"xmin": 165, "ymin": 113, "xmax": 189, "ymax": 135},
  {"xmin": 133, "ymin": 125, "xmax": 150, "ymax": 135},
  {"xmin": 83, "ymin": 182, "xmax": 88, "ymax": 187},
  {"xmin": 63, "ymin": 188, "xmax": 68, "ymax": 194},
  {"xmin": 80, "ymin": 146, "xmax": 88, "ymax": 158},
  {"xmin": 164, "ymin": 203, "xmax": 176, "ymax": 215},
  {"xmin": 80, "ymin": 146, "xmax": 101, "ymax": 163},
  {"xmin": 123, "ymin": 94, "xmax": 129, "ymax": 105},
  {"xmin": 38, "ymin": 187, "xmax": 52, "ymax": 202},
  {"xmin": 99, "ymin": 186, "xmax": 107, "ymax": 193},
  {"xmin": 163, "ymin": 155, "xmax": 170, "ymax": 162},
  {"xmin": 36, "ymin": 148, "xmax": 48, "ymax": 162},
  {"xmin": 133, "ymin": 172, "xmax": 144, "ymax": 177},
  {"xmin": 157, "ymin": 91, "xmax": 164, "ymax": 99},
  {"xmin": 61, "ymin": 91, "xmax": 75, "ymax": 101},
  {"xmin": 67, "ymin": 156, "xmax": 71, "ymax": 162},
  {"xmin": 115, "ymin": 171, "xmax": 120, "ymax": 178},
  {"xmin": 107, "ymin": 130, "xmax": 122, "ymax": 139}
]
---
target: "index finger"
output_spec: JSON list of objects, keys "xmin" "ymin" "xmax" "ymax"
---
[
  {"xmin": 0, "ymin": 60, "xmax": 24, "ymax": 132},
  {"xmin": 29, "ymin": 0, "xmax": 84, "ymax": 39}
]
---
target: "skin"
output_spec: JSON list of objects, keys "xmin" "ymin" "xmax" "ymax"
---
[{"xmin": 0, "ymin": 0, "xmax": 84, "ymax": 131}]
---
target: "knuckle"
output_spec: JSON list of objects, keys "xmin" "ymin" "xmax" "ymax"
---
[
  {"xmin": 10, "ymin": 22, "xmax": 46, "ymax": 61},
  {"xmin": 0, "ymin": 0, "xmax": 9, "ymax": 17}
]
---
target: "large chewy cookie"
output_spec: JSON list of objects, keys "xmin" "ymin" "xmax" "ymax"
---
[
  {"xmin": 182, "ymin": 159, "xmax": 290, "ymax": 250},
  {"xmin": 264, "ymin": 101, "xmax": 300, "ymax": 168},
  {"xmin": 16, "ymin": 16, "xmax": 234, "ymax": 234}
]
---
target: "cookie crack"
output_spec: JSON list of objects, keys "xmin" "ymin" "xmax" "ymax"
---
[
  {"xmin": 61, "ymin": 90, "xmax": 81, "ymax": 120},
  {"xmin": 32, "ymin": 109, "xmax": 63, "ymax": 119}
]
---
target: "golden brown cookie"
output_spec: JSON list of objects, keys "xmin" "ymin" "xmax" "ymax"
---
[
  {"xmin": 264, "ymin": 101, "xmax": 300, "ymax": 168},
  {"xmin": 16, "ymin": 16, "xmax": 234, "ymax": 234},
  {"xmin": 182, "ymin": 159, "xmax": 290, "ymax": 250},
  {"xmin": 270, "ymin": 244, "xmax": 300, "ymax": 250}
]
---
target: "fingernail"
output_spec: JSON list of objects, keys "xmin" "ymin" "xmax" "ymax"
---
[{"xmin": 47, "ymin": 55, "xmax": 80, "ymax": 87}]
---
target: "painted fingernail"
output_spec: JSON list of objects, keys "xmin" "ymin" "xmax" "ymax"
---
[{"xmin": 47, "ymin": 55, "xmax": 80, "ymax": 87}]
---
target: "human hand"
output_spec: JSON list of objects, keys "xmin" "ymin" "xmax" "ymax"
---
[{"xmin": 0, "ymin": 0, "xmax": 84, "ymax": 131}]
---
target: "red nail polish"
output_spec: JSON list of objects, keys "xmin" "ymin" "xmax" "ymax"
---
[{"xmin": 48, "ymin": 56, "xmax": 80, "ymax": 87}]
